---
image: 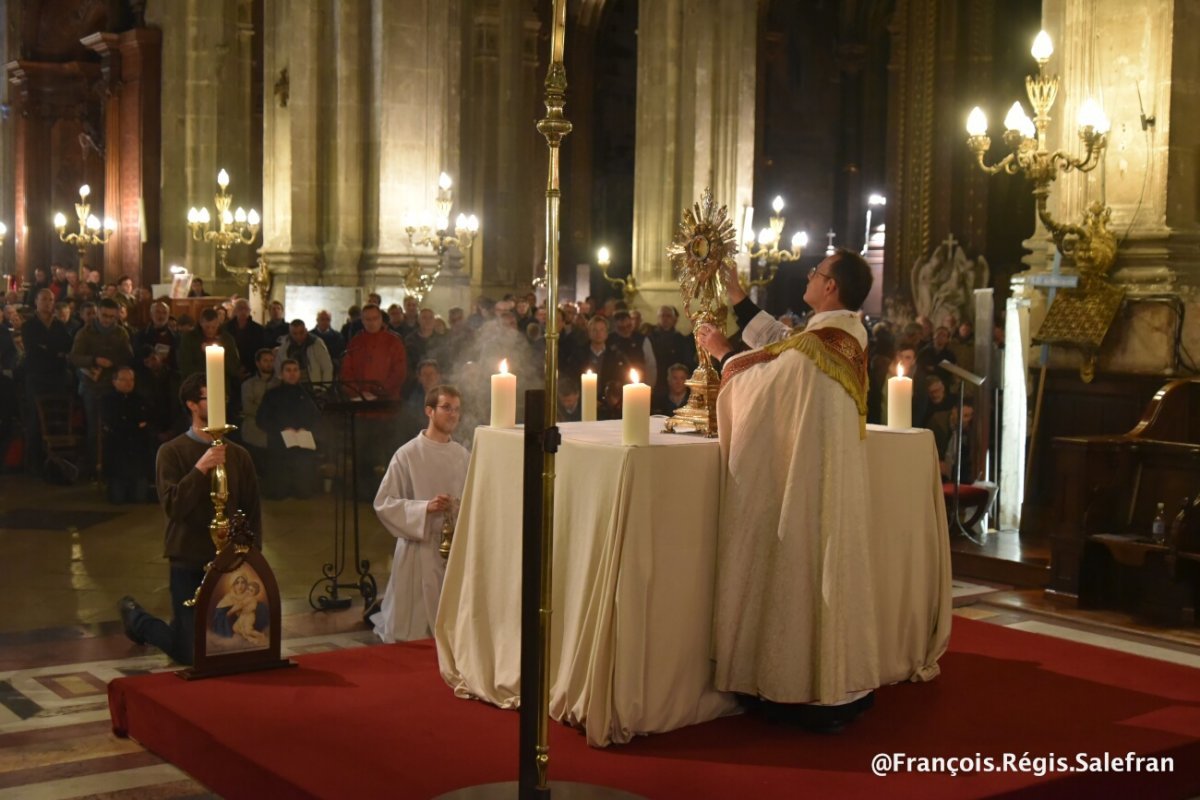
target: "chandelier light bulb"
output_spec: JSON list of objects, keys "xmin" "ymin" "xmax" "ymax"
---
[
  {"xmin": 455, "ymin": 213, "xmax": 467, "ymax": 230},
  {"xmin": 438, "ymin": 172, "xmax": 453, "ymax": 191},
  {"xmin": 772, "ymin": 195, "xmax": 784, "ymax": 214},
  {"xmin": 104, "ymin": 218, "xmax": 116, "ymax": 232},
  {"xmin": 792, "ymin": 231, "xmax": 807, "ymax": 250},
  {"xmin": 758, "ymin": 227, "xmax": 776, "ymax": 246},
  {"xmin": 53, "ymin": 212, "xmax": 67, "ymax": 229},
  {"xmin": 467, "ymin": 214, "xmax": 479, "ymax": 232},
  {"xmin": 79, "ymin": 184, "xmax": 91, "ymax": 200},
  {"xmin": 234, "ymin": 207, "xmax": 247, "ymax": 223},
  {"xmin": 247, "ymin": 209, "xmax": 260, "ymax": 226},
  {"xmin": 868, "ymin": 193, "xmax": 887, "ymax": 206},
  {"xmin": 222, "ymin": 210, "xmax": 233, "ymax": 226},
  {"xmin": 1031, "ymin": 31, "xmax": 1053, "ymax": 63},
  {"xmin": 1078, "ymin": 98, "xmax": 1110, "ymax": 133},
  {"xmin": 86, "ymin": 214, "xmax": 100, "ymax": 231},
  {"xmin": 1004, "ymin": 102, "xmax": 1032, "ymax": 134},
  {"xmin": 199, "ymin": 208, "xmax": 211, "ymax": 225},
  {"xmin": 0, "ymin": 222, "xmax": 7, "ymax": 237},
  {"xmin": 597, "ymin": 246, "xmax": 611, "ymax": 265},
  {"xmin": 966, "ymin": 107, "xmax": 988, "ymax": 136},
  {"xmin": 187, "ymin": 207, "xmax": 198, "ymax": 224},
  {"xmin": 217, "ymin": 169, "xmax": 230, "ymax": 189}
]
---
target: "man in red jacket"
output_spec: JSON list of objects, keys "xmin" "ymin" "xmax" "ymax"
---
[{"xmin": 340, "ymin": 304, "xmax": 406, "ymax": 497}]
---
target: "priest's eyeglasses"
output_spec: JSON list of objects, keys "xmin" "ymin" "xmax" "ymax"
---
[{"xmin": 808, "ymin": 266, "xmax": 835, "ymax": 281}]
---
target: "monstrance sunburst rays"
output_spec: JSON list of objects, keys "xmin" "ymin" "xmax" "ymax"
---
[{"xmin": 667, "ymin": 187, "xmax": 738, "ymax": 327}]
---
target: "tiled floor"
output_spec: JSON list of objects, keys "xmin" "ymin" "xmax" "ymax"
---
[{"xmin": 1, "ymin": 475, "xmax": 1197, "ymax": 798}]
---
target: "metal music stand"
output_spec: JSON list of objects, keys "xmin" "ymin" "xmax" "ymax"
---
[
  {"xmin": 307, "ymin": 379, "xmax": 394, "ymax": 614},
  {"xmin": 939, "ymin": 360, "xmax": 987, "ymax": 543}
]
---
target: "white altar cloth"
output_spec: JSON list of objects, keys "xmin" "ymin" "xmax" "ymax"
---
[{"xmin": 435, "ymin": 419, "xmax": 952, "ymax": 746}]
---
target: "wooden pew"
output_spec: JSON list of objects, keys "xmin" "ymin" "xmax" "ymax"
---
[{"xmin": 1047, "ymin": 378, "xmax": 1200, "ymax": 618}]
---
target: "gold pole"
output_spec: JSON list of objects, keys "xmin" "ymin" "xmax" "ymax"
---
[{"xmin": 534, "ymin": 0, "xmax": 570, "ymax": 789}]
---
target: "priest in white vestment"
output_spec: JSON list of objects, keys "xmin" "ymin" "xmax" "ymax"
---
[
  {"xmin": 371, "ymin": 385, "xmax": 471, "ymax": 643},
  {"xmin": 697, "ymin": 248, "xmax": 880, "ymax": 730}
]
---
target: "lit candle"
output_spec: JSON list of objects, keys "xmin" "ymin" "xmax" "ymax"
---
[
  {"xmin": 581, "ymin": 369, "xmax": 597, "ymax": 422},
  {"xmin": 205, "ymin": 344, "xmax": 227, "ymax": 430},
  {"xmin": 622, "ymin": 368, "xmax": 650, "ymax": 446},
  {"xmin": 490, "ymin": 359, "xmax": 517, "ymax": 428},
  {"xmin": 887, "ymin": 364, "xmax": 913, "ymax": 429}
]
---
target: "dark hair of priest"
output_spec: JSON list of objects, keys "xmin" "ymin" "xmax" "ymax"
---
[
  {"xmin": 828, "ymin": 248, "xmax": 873, "ymax": 311},
  {"xmin": 199, "ymin": 307, "xmax": 220, "ymax": 323}
]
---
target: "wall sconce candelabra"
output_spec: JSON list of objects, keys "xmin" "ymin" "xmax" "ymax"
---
[
  {"xmin": 965, "ymin": 31, "xmax": 1113, "ymax": 276},
  {"xmin": 742, "ymin": 196, "xmax": 806, "ymax": 288},
  {"xmin": 187, "ymin": 169, "xmax": 267, "ymax": 289},
  {"xmin": 597, "ymin": 245, "xmax": 638, "ymax": 303},
  {"xmin": 54, "ymin": 184, "xmax": 116, "ymax": 270},
  {"xmin": 403, "ymin": 172, "xmax": 479, "ymax": 303},
  {"xmin": 967, "ymin": 30, "xmax": 1122, "ymax": 381}
]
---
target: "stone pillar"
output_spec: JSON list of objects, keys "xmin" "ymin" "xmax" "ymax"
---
[
  {"xmin": 321, "ymin": 0, "xmax": 368, "ymax": 285},
  {"xmin": 261, "ymin": 0, "xmax": 323, "ymax": 294},
  {"xmin": 151, "ymin": 0, "xmax": 256, "ymax": 289},
  {"xmin": 84, "ymin": 29, "xmax": 163, "ymax": 290},
  {"xmin": 630, "ymin": 0, "xmax": 756, "ymax": 320}
]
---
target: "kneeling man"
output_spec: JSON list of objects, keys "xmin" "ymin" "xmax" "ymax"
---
[
  {"xmin": 371, "ymin": 385, "xmax": 470, "ymax": 642},
  {"xmin": 698, "ymin": 248, "xmax": 879, "ymax": 733}
]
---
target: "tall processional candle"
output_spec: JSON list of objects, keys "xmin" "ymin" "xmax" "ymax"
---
[
  {"xmin": 622, "ymin": 369, "xmax": 651, "ymax": 446},
  {"xmin": 205, "ymin": 344, "xmax": 227, "ymax": 430},
  {"xmin": 887, "ymin": 364, "xmax": 912, "ymax": 429},
  {"xmin": 490, "ymin": 359, "xmax": 517, "ymax": 428},
  {"xmin": 581, "ymin": 369, "xmax": 598, "ymax": 422}
]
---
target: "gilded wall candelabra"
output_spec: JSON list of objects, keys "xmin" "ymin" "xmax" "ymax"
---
[
  {"xmin": 966, "ymin": 30, "xmax": 1123, "ymax": 376},
  {"xmin": 741, "ymin": 195, "xmax": 806, "ymax": 288},
  {"xmin": 403, "ymin": 172, "xmax": 479, "ymax": 303},
  {"xmin": 54, "ymin": 184, "xmax": 116, "ymax": 270},
  {"xmin": 187, "ymin": 170, "xmax": 268, "ymax": 290},
  {"xmin": 965, "ymin": 31, "xmax": 1113, "ymax": 277},
  {"xmin": 597, "ymin": 246, "xmax": 638, "ymax": 303}
]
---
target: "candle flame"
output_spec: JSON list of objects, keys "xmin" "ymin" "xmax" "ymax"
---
[
  {"xmin": 630, "ymin": 368, "xmax": 639, "ymax": 383},
  {"xmin": 897, "ymin": 364, "xmax": 904, "ymax": 378},
  {"xmin": 584, "ymin": 369, "xmax": 595, "ymax": 376},
  {"xmin": 499, "ymin": 359, "xmax": 509, "ymax": 374}
]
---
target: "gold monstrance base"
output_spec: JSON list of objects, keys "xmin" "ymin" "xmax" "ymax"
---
[{"xmin": 663, "ymin": 361, "xmax": 720, "ymax": 437}]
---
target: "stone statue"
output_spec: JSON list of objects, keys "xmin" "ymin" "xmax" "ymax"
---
[{"xmin": 910, "ymin": 234, "xmax": 989, "ymax": 326}]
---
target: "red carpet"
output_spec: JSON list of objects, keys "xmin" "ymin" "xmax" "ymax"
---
[{"xmin": 108, "ymin": 617, "xmax": 1200, "ymax": 799}]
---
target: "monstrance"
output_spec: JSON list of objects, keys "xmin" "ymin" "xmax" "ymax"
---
[{"xmin": 663, "ymin": 187, "xmax": 738, "ymax": 437}]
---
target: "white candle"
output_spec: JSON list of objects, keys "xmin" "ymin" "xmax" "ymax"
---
[
  {"xmin": 622, "ymin": 368, "xmax": 651, "ymax": 446},
  {"xmin": 581, "ymin": 370, "xmax": 597, "ymax": 422},
  {"xmin": 205, "ymin": 344, "xmax": 227, "ymax": 430},
  {"xmin": 887, "ymin": 364, "xmax": 913, "ymax": 429},
  {"xmin": 490, "ymin": 359, "xmax": 517, "ymax": 428}
]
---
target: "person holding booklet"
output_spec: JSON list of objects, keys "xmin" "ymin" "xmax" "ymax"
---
[{"xmin": 255, "ymin": 358, "xmax": 321, "ymax": 499}]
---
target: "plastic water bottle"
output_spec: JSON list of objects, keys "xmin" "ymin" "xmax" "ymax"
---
[{"xmin": 1151, "ymin": 503, "xmax": 1167, "ymax": 545}]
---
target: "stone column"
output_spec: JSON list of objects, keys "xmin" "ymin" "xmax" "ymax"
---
[
  {"xmin": 260, "ymin": 0, "xmax": 323, "ymax": 295},
  {"xmin": 362, "ymin": 0, "xmax": 463, "ymax": 309},
  {"xmin": 321, "ymin": 0, "xmax": 368, "ymax": 285},
  {"xmin": 630, "ymin": 0, "xmax": 757, "ymax": 320},
  {"xmin": 151, "ymin": 0, "xmax": 256, "ymax": 289}
]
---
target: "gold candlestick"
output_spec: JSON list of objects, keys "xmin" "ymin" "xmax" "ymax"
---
[{"xmin": 183, "ymin": 423, "xmax": 239, "ymax": 607}]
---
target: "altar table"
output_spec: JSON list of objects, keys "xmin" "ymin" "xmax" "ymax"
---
[{"xmin": 435, "ymin": 420, "xmax": 952, "ymax": 747}]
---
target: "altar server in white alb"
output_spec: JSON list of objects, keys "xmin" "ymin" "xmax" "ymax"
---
[
  {"xmin": 371, "ymin": 385, "xmax": 470, "ymax": 642},
  {"xmin": 697, "ymin": 248, "xmax": 879, "ymax": 733}
]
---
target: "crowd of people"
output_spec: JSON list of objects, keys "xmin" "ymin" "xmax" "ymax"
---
[{"xmin": 0, "ymin": 267, "xmax": 708, "ymax": 504}]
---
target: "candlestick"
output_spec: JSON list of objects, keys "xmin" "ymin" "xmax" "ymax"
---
[
  {"xmin": 622, "ymin": 369, "xmax": 650, "ymax": 446},
  {"xmin": 887, "ymin": 365, "xmax": 913, "ymax": 429},
  {"xmin": 581, "ymin": 370, "xmax": 597, "ymax": 422},
  {"xmin": 205, "ymin": 344, "xmax": 227, "ymax": 429},
  {"xmin": 490, "ymin": 359, "xmax": 517, "ymax": 428}
]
